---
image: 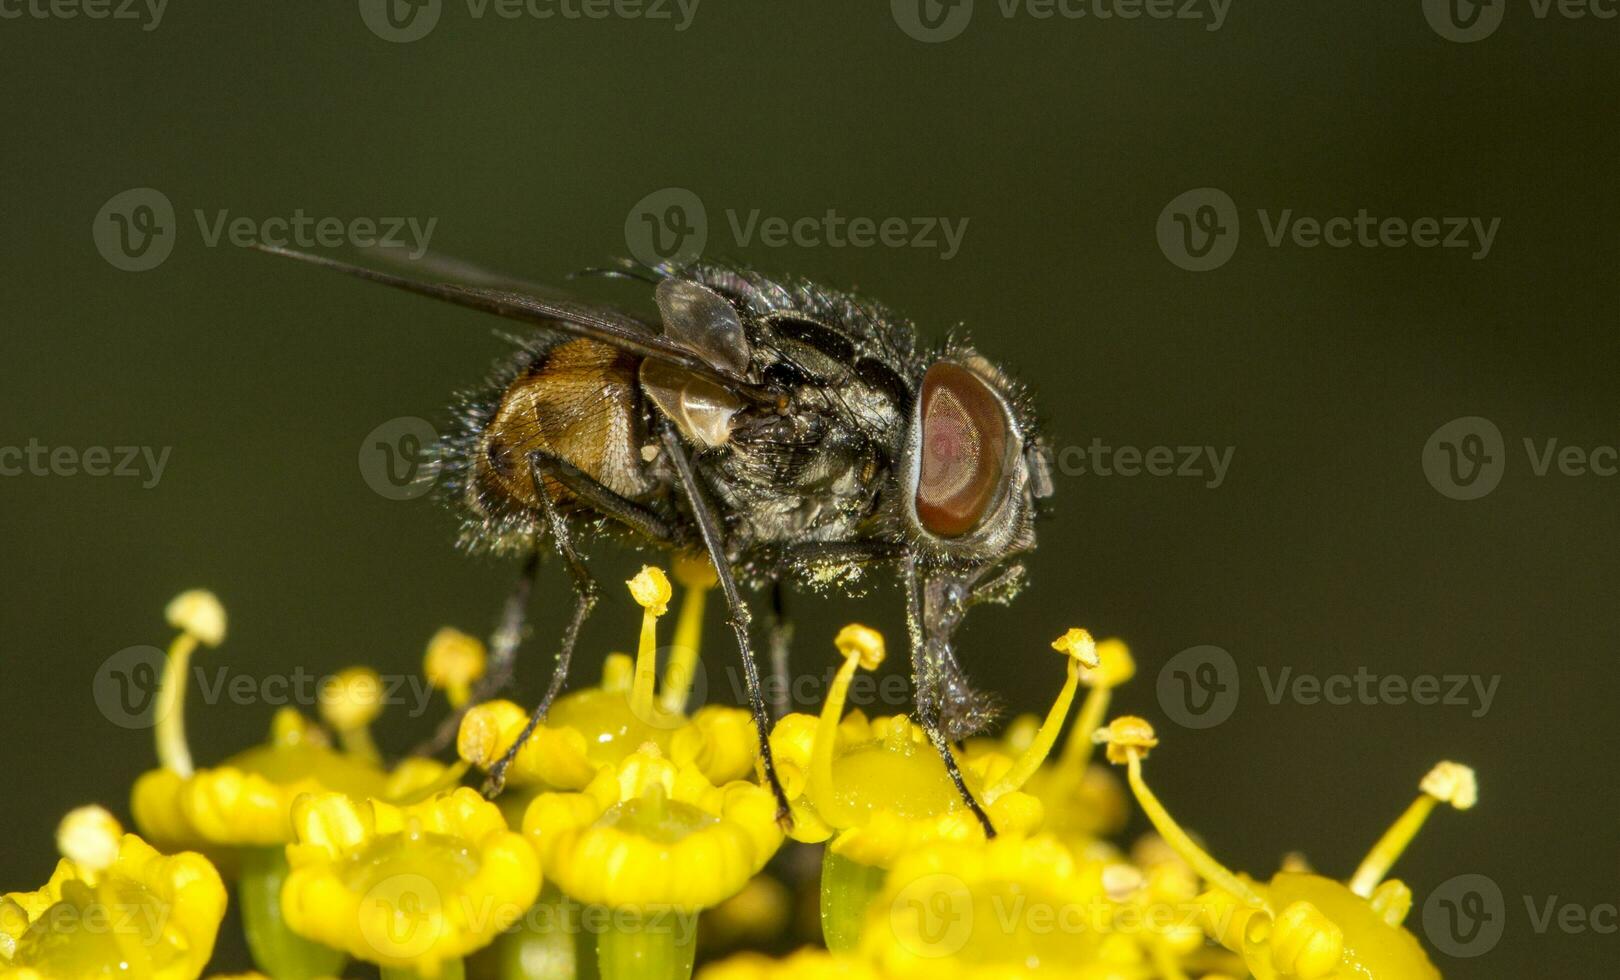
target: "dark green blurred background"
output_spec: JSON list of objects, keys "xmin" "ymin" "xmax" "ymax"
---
[{"xmin": 3, "ymin": 1, "xmax": 1616, "ymax": 975}]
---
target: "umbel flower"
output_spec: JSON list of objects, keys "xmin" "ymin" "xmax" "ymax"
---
[
  {"xmin": 523, "ymin": 745, "xmax": 785, "ymax": 980},
  {"xmin": 7, "ymin": 573, "xmax": 1484, "ymax": 979},
  {"xmin": 0, "ymin": 806, "xmax": 226, "ymax": 980},
  {"xmin": 1093, "ymin": 716, "xmax": 1477, "ymax": 979},
  {"xmin": 281, "ymin": 787, "xmax": 541, "ymax": 979},
  {"xmin": 457, "ymin": 562, "xmax": 758, "ymax": 793},
  {"xmin": 771, "ymin": 626, "xmax": 1099, "ymax": 951}
]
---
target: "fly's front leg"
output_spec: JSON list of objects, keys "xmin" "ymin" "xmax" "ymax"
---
[
  {"xmin": 482, "ymin": 452, "xmax": 600, "ymax": 798},
  {"xmin": 903, "ymin": 556, "xmax": 996, "ymax": 838},
  {"xmin": 659, "ymin": 426, "xmax": 793, "ymax": 826}
]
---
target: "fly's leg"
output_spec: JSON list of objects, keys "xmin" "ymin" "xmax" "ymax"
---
[
  {"xmin": 903, "ymin": 556, "xmax": 996, "ymax": 838},
  {"xmin": 659, "ymin": 426, "xmax": 793, "ymax": 826},
  {"xmin": 482, "ymin": 452, "xmax": 601, "ymax": 798},
  {"xmin": 413, "ymin": 550, "xmax": 539, "ymax": 757}
]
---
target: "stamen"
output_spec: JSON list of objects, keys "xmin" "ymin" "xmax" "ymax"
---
[
  {"xmin": 1348, "ymin": 761, "xmax": 1477, "ymax": 897},
  {"xmin": 319, "ymin": 667, "xmax": 384, "ymax": 764},
  {"xmin": 1058, "ymin": 637, "xmax": 1135, "ymax": 770},
  {"xmin": 155, "ymin": 589, "xmax": 226, "ymax": 776},
  {"xmin": 627, "ymin": 567, "xmax": 673, "ymax": 722},
  {"xmin": 660, "ymin": 553, "xmax": 717, "ymax": 716},
  {"xmin": 56, "ymin": 805, "xmax": 122, "ymax": 884},
  {"xmin": 985, "ymin": 628, "xmax": 1096, "ymax": 802},
  {"xmin": 1096, "ymin": 717, "xmax": 1267, "ymax": 909},
  {"xmin": 424, "ymin": 627, "xmax": 487, "ymax": 709},
  {"xmin": 808, "ymin": 625, "xmax": 885, "ymax": 824}
]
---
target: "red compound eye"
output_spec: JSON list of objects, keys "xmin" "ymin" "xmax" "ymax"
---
[{"xmin": 914, "ymin": 362, "xmax": 1010, "ymax": 538}]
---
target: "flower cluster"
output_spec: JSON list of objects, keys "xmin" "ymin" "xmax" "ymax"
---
[{"xmin": 4, "ymin": 570, "xmax": 1480, "ymax": 979}]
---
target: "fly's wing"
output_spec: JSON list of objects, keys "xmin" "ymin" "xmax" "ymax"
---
[{"xmin": 253, "ymin": 244, "xmax": 773, "ymax": 404}]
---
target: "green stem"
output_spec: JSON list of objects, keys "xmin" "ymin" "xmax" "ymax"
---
[
  {"xmin": 595, "ymin": 907, "xmax": 697, "ymax": 980},
  {"xmin": 820, "ymin": 850, "xmax": 887, "ymax": 953},
  {"xmin": 498, "ymin": 886, "xmax": 586, "ymax": 980},
  {"xmin": 239, "ymin": 845, "xmax": 348, "ymax": 980}
]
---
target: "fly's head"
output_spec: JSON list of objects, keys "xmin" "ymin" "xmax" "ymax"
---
[{"xmin": 901, "ymin": 347, "xmax": 1054, "ymax": 575}]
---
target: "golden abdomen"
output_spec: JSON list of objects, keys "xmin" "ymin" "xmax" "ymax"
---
[{"xmin": 476, "ymin": 339, "xmax": 653, "ymax": 509}]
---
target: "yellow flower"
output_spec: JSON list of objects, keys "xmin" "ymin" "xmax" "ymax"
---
[
  {"xmin": 281, "ymin": 788, "xmax": 540, "ymax": 976},
  {"xmin": 458, "ymin": 565, "xmax": 756, "ymax": 791},
  {"xmin": 134, "ymin": 707, "xmax": 391, "ymax": 849},
  {"xmin": 699, "ymin": 947, "xmax": 881, "ymax": 980},
  {"xmin": 523, "ymin": 745, "xmax": 783, "ymax": 912},
  {"xmin": 1095, "ymin": 717, "xmax": 1475, "ymax": 979},
  {"xmin": 774, "ymin": 626, "xmax": 1096, "ymax": 866},
  {"xmin": 863, "ymin": 834, "xmax": 1129, "ymax": 979},
  {"xmin": 0, "ymin": 807, "xmax": 226, "ymax": 980}
]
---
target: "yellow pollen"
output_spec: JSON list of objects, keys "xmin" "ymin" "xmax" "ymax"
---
[
  {"xmin": 165, "ymin": 589, "xmax": 227, "ymax": 647},
  {"xmin": 1050, "ymin": 627, "xmax": 1100, "ymax": 667},
  {"xmin": 834, "ymin": 624, "xmax": 885, "ymax": 670},
  {"xmin": 628, "ymin": 568, "xmax": 672, "ymax": 722},
  {"xmin": 319, "ymin": 667, "xmax": 384, "ymax": 764},
  {"xmin": 56, "ymin": 806, "xmax": 123, "ymax": 880},
  {"xmin": 424, "ymin": 627, "xmax": 487, "ymax": 708}
]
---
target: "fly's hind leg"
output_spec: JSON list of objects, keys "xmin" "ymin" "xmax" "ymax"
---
[
  {"xmin": 659, "ymin": 426, "xmax": 793, "ymax": 826},
  {"xmin": 480, "ymin": 451, "xmax": 611, "ymax": 798}
]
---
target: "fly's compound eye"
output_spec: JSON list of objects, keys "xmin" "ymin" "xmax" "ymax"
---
[{"xmin": 914, "ymin": 362, "xmax": 1011, "ymax": 538}]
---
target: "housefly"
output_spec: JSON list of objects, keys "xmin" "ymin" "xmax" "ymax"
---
[{"xmin": 257, "ymin": 245, "xmax": 1056, "ymax": 833}]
